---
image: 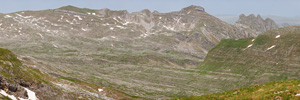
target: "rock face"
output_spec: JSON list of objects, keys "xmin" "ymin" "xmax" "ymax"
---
[{"xmin": 235, "ymin": 14, "xmax": 278, "ymax": 33}]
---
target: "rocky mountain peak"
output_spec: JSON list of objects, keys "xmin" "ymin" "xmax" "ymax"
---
[
  {"xmin": 141, "ymin": 9, "xmax": 151, "ymax": 13},
  {"xmin": 138, "ymin": 9, "xmax": 152, "ymax": 16},
  {"xmin": 180, "ymin": 5, "xmax": 205, "ymax": 14},
  {"xmin": 58, "ymin": 5, "xmax": 78, "ymax": 10},
  {"xmin": 235, "ymin": 14, "xmax": 278, "ymax": 33}
]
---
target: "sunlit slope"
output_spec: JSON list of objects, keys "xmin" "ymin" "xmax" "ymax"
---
[
  {"xmin": 199, "ymin": 26, "xmax": 300, "ymax": 88},
  {"xmin": 174, "ymin": 79, "xmax": 300, "ymax": 100}
]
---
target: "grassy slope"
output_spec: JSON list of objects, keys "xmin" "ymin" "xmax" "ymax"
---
[
  {"xmin": 199, "ymin": 26, "xmax": 300, "ymax": 85},
  {"xmin": 172, "ymin": 26, "xmax": 300, "ymax": 100},
  {"xmin": 174, "ymin": 80, "xmax": 300, "ymax": 100},
  {"xmin": 0, "ymin": 48, "xmax": 79, "ymax": 99},
  {"xmin": 0, "ymin": 48, "xmax": 142, "ymax": 100},
  {"xmin": 0, "ymin": 48, "xmax": 41, "ymax": 83}
]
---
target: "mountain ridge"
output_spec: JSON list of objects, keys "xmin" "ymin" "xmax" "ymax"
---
[
  {"xmin": 0, "ymin": 5, "xmax": 271, "ymax": 99},
  {"xmin": 235, "ymin": 14, "xmax": 278, "ymax": 34}
]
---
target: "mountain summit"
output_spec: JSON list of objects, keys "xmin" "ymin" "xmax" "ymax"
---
[{"xmin": 180, "ymin": 5, "xmax": 205, "ymax": 13}]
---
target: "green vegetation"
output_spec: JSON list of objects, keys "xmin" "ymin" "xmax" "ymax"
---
[
  {"xmin": 173, "ymin": 80, "xmax": 300, "ymax": 100},
  {"xmin": 0, "ymin": 48, "xmax": 142, "ymax": 99},
  {"xmin": 218, "ymin": 38, "xmax": 251, "ymax": 48},
  {"xmin": 254, "ymin": 34, "xmax": 271, "ymax": 45},
  {"xmin": 192, "ymin": 26, "xmax": 300, "ymax": 100},
  {"xmin": 0, "ymin": 96, "xmax": 12, "ymax": 100},
  {"xmin": 59, "ymin": 77, "xmax": 80, "ymax": 83},
  {"xmin": 209, "ymin": 38, "xmax": 252, "ymax": 53},
  {"xmin": 0, "ymin": 48, "xmax": 54, "ymax": 85}
]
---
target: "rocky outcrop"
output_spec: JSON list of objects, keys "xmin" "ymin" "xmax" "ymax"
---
[
  {"xmin": 235, "ymin": 14, "xmax": 278, "ymax": 33},
  {"xmin": 0, "ymin": 75, "xmax": 28, "ymax": 99}
]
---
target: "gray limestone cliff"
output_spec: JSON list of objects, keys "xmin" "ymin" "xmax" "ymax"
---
[{"xmin": 235, "ymin": 14, "xmax": 278, "ymax": 33}]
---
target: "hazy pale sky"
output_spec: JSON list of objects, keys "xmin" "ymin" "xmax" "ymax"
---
[{"xmin": 0, "ymin": 0, "xmax": 299, "ymax": 17}]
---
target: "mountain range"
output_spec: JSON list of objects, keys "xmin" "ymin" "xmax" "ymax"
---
[
  {"xmin": 0, "ymin": 5, "xmax": 294, "ymax": 100},
  {"xmin": 217, "ymin": 15, "xmax": 300, "ymax": 27}
]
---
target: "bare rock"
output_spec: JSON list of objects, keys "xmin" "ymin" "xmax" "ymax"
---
[
  {"xmin": 8, "ymin": 84, "xmax": 18, "ymax": 92},
  {"xmin": 20, "ymin": 81, "xmax": 31, "ymax": 87},
  {"xmin": 235, "ymin": 14, "xmax": 278, "ymax": 33}
]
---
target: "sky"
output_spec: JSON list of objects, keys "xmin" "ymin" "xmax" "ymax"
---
[{"xmin": 0, "ymin": 0, "xmax": 299, "ymax": 17}]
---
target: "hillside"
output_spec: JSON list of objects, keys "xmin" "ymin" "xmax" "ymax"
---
[
  {"xmin": 174, "ymin": 79, "xmax": 300, "ymax": 100},
  {"xmin": 0, "ymin": 5, "xmax": 259, "ymax": 99},
  {"xmin": 197, "ymin": 26, "xmax": 300, "ymax": 92},
  {"xmin": 0, "ymin": 48, "xmax": 141, "ymax": 100},
  {"xmin": 171, "ymin": 26, "xmax": 300, "ymax": 100}
]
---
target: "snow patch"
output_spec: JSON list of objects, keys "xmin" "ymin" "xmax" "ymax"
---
[
  {"xmin": 15, "ymin": 13, "xmax": 33, "ymax": 19},
  {"xmin": 66, "ymin": 19, "xmax": 73, "ymax": 24},
  {"xmin": 51, "ymin": 23, "xmax": 60, "ymax": 27},
  {"xmin": 82, "ymin": 28, "xmax": 88, "ymax": 31},
  {"xmin": 92, "ymin": 13, "xmax": 96, "ymax": 15},
  {"xmin": 16, "ymin": 13, "xmax": 23, "ymax": 17},
  {"xmin": 99, "ymin": 37, "xmax": 109, "ymax": 41},
  {"xmin": 122, "ymin": 21, "xmax": 132, "ymax": 26},
  {"xmin": 174, "ymin": 17, "xmax": 182, "ymax": 23},
  {"xmin": 247, "ymin": 44, "xmax": 253, "ymax": 48},
  {"xmin": 53, "ymin": 44, "xmax": 58, "ymax": 48},
  {"xmin": 251, "ymin": 38, "xmax": 256, "ymax": 42},
  {"xmin": 266, "ymin": 45, "xmax": 276, "ymax": 51},
  {"xmin": 139, "ymin": 32, "xmax": 155, "ymax": 38},
  {"xmin": 74, "ymin": 15, "xmax": 82, "ymax": 20},
  {"xmin": 87, "ymin": 12, "xmax": 91, "ymax": 15},
  {"xmin": 0, "ymin": 90, "xmax": 18, "ymax": 100},
  {"xmin": 275, "ymin": 35, "xmax": 280, "ymax": 38},
  {"xmin": 163, "ymin": 25, "xmax": 175, "ymax": 31},
  {"xmin": 23, "ymin": 16, "xmax": 33, "ymax": 19},
  {"xmin": 4, "ymin": 15, "xmax": 12, "ymax": 18},
  {"xmin": 116, "ymin": 25, "xmax": 126, "ymax": 29},
  {"xmin": 19, "ymin": 88, "xmax": 37, "ymax": 100},
  {"xmin": 102, "ymin": 23, "xmax": 110, "ymax": 26},
  {"xmin": 110, "ymin": 27, "xmax": 114, "ymax": 30},
  {"xmin": 98, "ymin": 88, "xmax": 103, "ymax": 92},
  {"xmin": 113, "ymin": 17, "xmax": 120, "ymax": 23},
  {"xmin": 37, "ymin": 33, "xmax": 44, "ymax": 39},
  {"xmin": 140, "ymin": 33, "xmax": 149, "ymax": 38},
  {"xmin": 58, "ymin": 15, "xmax": 64, "ymax": 21},
  {"xmin": 296, "ymin": 93, "xmax": 300, "ymax": 96}
]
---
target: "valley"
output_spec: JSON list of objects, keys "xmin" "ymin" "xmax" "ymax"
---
[{"xmin": 0, "ymin": 5, "xmax": 298, "ymax": 100}]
